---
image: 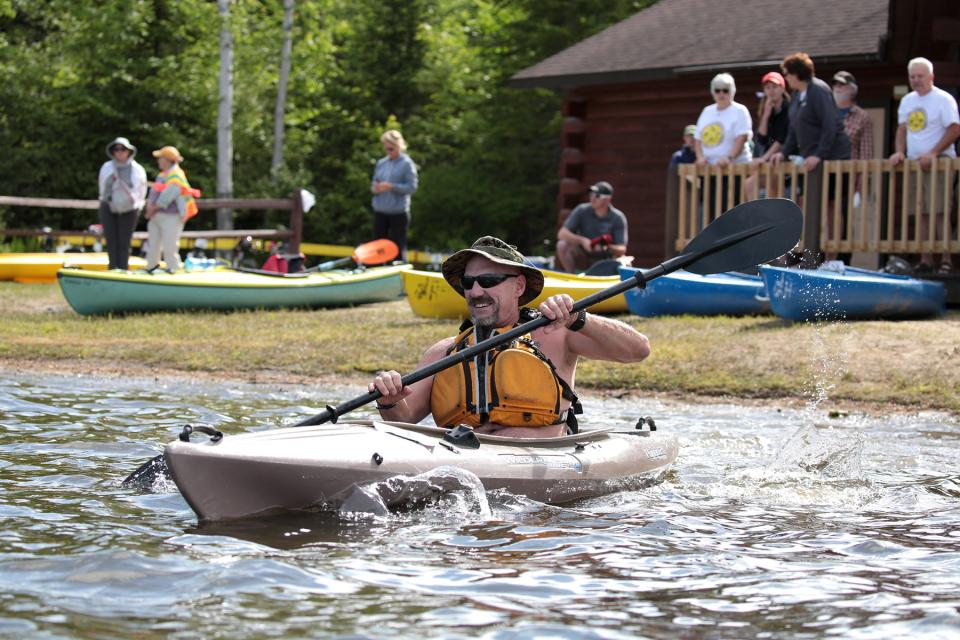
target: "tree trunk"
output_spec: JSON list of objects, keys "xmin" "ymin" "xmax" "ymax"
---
[
  {"xmin": 216, "ymin": 0, "xmax": 234, "ymax": 231},
  {"xmin": 271, "ymin": 0, "xmax": 295, "ymax": 179}
]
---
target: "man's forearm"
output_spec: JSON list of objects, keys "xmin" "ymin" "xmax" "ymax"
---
[{"xmin": 931, "ymin": 124, "xmax": 960, "ymax": 156}]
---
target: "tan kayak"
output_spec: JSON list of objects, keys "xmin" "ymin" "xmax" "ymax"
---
[
  {"xmin": 166, "ymin": 420, "xmax": 678, "ymax": 521},
  {"xmin": 402, "ymin": 269, "xmax": 629, "ymax": 320},
  {"xmin": 0, "ymin": 252, "xmax": 147, "ymax": 283}
]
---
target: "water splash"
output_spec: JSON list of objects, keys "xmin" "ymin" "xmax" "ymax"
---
[{"xmin": 335, "ymin": 466, "xmax": 491, "ymax": 517}]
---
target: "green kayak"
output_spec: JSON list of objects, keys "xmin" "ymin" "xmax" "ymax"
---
[{"xmin": 57, "ymin": 264, "xmax": 412, "ymax": 315}]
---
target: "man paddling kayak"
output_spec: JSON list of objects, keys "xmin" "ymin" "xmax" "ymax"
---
[{"xmin": 370, "ymin": 236, "xmax": 650, "ymax": 438}]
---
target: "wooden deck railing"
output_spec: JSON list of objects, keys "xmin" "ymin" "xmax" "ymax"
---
[{"xmin": 671, "ymin": 159, "xmax": 960, "ymax": 259}]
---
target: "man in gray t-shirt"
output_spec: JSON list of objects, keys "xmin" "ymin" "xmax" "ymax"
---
[{"xmin": 556, "ymin": 181, "xmax": 628, "ymax": 272}]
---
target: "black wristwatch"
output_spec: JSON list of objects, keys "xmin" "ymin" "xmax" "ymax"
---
[{"xmin": 568, "ymin": 310, "xmax": 587, "ymax": 332}]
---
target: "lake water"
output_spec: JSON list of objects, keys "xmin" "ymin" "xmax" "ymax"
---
[{"xmin": 1, "ymin": 371, "xmax": 958, "ymax": 639}]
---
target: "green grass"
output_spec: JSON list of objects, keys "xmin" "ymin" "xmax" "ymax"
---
[{"xmin": 1, "ymin": 282, "xmax": 958, "ymax": 414}]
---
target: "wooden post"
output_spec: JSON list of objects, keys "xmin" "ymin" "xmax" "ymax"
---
[
  {"xmin": 288, "ymin": 188, "xmax": 304, "ymax": 254},
  {"xmin": 803, "ymin": 164, "xmax": 823, "ymax": 264},
  {"xmin": 664, "ymin": 167, "xmax": 679, "ymax": 259}
]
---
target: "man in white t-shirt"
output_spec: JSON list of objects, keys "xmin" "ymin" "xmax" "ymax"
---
[{"xmin": 888, "ymin": 57, "xmax": 960, "ymax": 271}]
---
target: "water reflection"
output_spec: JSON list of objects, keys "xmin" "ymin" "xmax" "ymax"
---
[{"xmin": 0, "ymin": 372, "xmax": 958, "ymax": 638}]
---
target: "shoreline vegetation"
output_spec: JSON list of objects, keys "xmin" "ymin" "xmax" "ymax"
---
[{"xmin": 1, "ymin": 282, "xmax": 958, "ymax": 416}]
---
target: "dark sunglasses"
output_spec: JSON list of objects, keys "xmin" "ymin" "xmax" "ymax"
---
[
  {"xmin": 460, "ymin": 273, "xmax": 517, "ymax": 290},
  {"xmin": 111, "ymin": 146, "xmax": 129, "ymax": 152},
  {"xmin": 713, "ymin": 87, "xmax": 730, "ymax": 94}
]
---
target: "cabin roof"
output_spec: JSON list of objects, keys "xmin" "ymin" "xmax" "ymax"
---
[{"xmin": 512, "ymin": 0, "xmax": 891, "ymax": 88}]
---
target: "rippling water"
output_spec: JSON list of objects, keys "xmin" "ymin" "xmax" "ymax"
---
[{"xmin": 1, "ymin": 371, "xmax": 958, "ymax": 639}]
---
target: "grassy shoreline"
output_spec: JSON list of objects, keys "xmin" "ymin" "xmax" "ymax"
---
[{"xmin": 2, "ymin": 282, "xmax": 958, "ymax": 415}]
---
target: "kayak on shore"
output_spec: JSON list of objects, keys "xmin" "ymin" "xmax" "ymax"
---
[
  {"xmin": 619, "ymin": 266, "xmax": 769, "ymax": 317},
  {"xmin": 759, "ymin": 264, "xmax": 946, "ymax": 321},
  {"xmin": 165, "ymin": 419, "xmax": 678, "ymax": 521},
  {"xmin": 57, "ymin": 263, "xmax": 411, "ymax": 315},
  {"xmin": 0, "ymin": 252, "xmax": 147, "ymax": 283},
  {"xmin": 401, "ymin": 268, "xmax": 628, "ymax": 320}
]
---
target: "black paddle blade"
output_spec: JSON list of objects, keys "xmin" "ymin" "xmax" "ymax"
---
[
  {"xmin": 681, "ymin": 198, "xmax": 802, "ymax": 275},
  {"xmin": 121, "ymin": 454, "xmax": 171, "ymax": 491}
]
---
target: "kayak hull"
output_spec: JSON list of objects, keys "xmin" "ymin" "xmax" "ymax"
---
[
  {"xmin": 0, "ymin": 252, "xmax": 147, "ymax": 283},
  {"xmin": 402, "ymin": 269, "xmax": 628, "ymax": 320},
  {"xmin": 619, "ymin": 266, "xmax": 769, "ymax": 316},
  {"xmin": 759, "ymin": 265, "xmax": 946, "ymax": 321},
  {"xmin": 165, "ymin": 421, "xmax": 678, "ymax": 521},
  {"xmin": 56, "ymin": 264, "xmax": 411, "ymax": 315}
]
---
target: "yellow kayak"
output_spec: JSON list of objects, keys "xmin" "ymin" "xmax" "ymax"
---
[
  {"xmin": 402, "ymin": 269, "xmax": 628, "ymax": 320},
  {"xmin": 0, "ymin": 253, "xmax": 147, "ymax": 284}
]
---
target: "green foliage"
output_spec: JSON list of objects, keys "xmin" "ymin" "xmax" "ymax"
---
[{"xmin": 0, "ymin": 0, "xmax": 653, "ymax": 253}]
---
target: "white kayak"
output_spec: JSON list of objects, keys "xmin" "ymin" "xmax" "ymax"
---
[{"xmin": 165, "ymin": 420, "xmax": 678, "ymax": 521}]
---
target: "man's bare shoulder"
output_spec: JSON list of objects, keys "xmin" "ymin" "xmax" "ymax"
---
[{"xmin": 421, "ymin": 335, "xmax": 457, "ymax": 363}]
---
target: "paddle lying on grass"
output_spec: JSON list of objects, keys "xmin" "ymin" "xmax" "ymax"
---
[{"xmin": 122, "ymin": 198, "xmax": 801, "ymax": 489}]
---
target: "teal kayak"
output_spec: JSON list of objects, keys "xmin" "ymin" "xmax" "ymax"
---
[{"xmin": 57, "ymin": 264, "xmax": 411, "ymax": 315}]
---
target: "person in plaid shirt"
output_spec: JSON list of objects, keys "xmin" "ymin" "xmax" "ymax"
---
[{"xmin": 831, "ymin": 71, "xmax": 874, "ymax": 161}]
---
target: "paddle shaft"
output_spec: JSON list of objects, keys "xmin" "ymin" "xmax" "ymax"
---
[{"xmin": 296, "ymin": 221, "xmax": 774, "ymax": 426}]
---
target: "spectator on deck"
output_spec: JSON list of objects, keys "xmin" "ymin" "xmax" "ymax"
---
[
  {"xmin": 744, "ymin": 71, "xmax": 790, "ymax": 200},
  {"xmin": 694, "ymin": 73, "xmax": 753, "ymax": 168},
  {"xmin": 826, "ymin": 70, "xmax": 875, "ymax": 263},
  {"xmin": 832, "ymin": 71, "xmax": 873, "ymax": 161},
  {"xmin": 888, "ymin": 57, "xmax": 959, "ymax": 273},
  {"xmin": 670, "ymin": 125, "xmax": 698, "ymax": 166},
  {"xmin": 694, "ymin": 73, "xmax": 752, "ymax": 217},
  {"xmin": 771, "ymin": 53, "xmax": 850, "ymax": 171}
]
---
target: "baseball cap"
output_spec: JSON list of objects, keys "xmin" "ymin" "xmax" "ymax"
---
[
  {"xmin": 589, "ymin": 181, "xmax": 614, "ymax": 196},
  {"xmin": 683, "ymin": 124, "xmax": 697, "ymax": 136},
  {"xmin": 831, "ymin": 71, "xmax": 857, "ymax": 87},
  {"xmin": 761, "ymin": 71, "xmax": 785, "ymax": 87},
  {"xmin": 152, "ymin": 146, "xmax": 184, "ymax": 163}
]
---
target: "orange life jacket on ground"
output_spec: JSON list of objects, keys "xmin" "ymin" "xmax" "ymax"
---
[{"xmin": 430, "ymin": 320, "xmax": 582, "ymax": 431}]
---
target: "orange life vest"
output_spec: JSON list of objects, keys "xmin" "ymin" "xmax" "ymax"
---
[
  {"xmin": 430, "ymin": 322, "xmax": 581, "ymax": 431},
  {"xmin": 153, "ymin": 166, "xmax": 201, "ymax": 220}
]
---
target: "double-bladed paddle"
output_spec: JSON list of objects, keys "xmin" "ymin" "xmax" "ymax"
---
[{"xmin": 122, "ymin": 198, "xmax": 802, "ymax": 489}]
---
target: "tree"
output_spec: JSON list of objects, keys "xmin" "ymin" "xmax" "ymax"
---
[
  {"xmin": 216, "ymin": 0, "xmax": 235, "ymax": 230},
  {"xmin": 271, "ymin": 0, "xmax": 295, "ymax": 178}
]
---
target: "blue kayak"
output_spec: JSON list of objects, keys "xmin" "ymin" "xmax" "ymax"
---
[
  {"xmin": 619, "ymin": 266, "xmax": 769, "ymax": 316},
  {"xmin": 759, "ymin": 265, "xmax": 946, "ymax": 321}
]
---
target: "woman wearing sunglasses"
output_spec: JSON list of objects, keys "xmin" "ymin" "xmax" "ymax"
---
[
  {"xmin": 693, "ymin": 73, "xmax": 753, "ymax": 168},
  {"xmin": 368, "ymin": 236, "xmax": 651, "ymax": 439},
  {"xmin": 96, "ymin": 137, "xmax": 148, "ymax": 270}
]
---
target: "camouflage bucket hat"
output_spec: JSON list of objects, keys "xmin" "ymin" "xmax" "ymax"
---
[{"xmin": 441, "ymin": 236, "xmax": 545, "ymax": 306}]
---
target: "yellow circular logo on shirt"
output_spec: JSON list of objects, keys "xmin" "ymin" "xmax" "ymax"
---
[
  {"xmin": 700, "ymin": 123, "xmax": 724, "ymax": 147},
  {"xmin": 907, "ymin": 108, "xmax": 927, "ymax": 133}
]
